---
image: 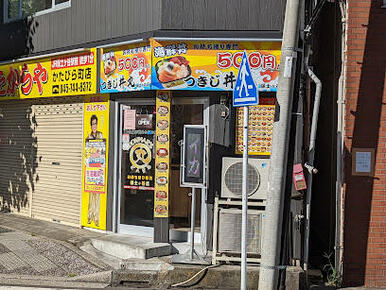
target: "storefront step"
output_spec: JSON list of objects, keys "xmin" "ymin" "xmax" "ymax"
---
[{"xmin": 90, "ymin": 234, "xmax": 172, "ymax": 260}]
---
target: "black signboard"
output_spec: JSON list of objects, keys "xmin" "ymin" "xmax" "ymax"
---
[
  {"xmin": 124, "ymin": 134, "xmax": 155, "ymax": 191},
  {"xmin": 181, "ymin": 125, "xmax": 206, "ymax": 187}
]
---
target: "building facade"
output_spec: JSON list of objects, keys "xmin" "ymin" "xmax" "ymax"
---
[
  {"xmin": 0, "ymin": 0, "xmax": 285, "ymax": 249},
  {"xmin": 342, "ymin": 0, "xmax": 386, "ymax": 287},
  {"xmin": 3, "ymin": 0, "xmax": 384, "ymax": 288},
  {"xmin": 305, "ymin": 0, "xmax": 385, "ymax": 287}
]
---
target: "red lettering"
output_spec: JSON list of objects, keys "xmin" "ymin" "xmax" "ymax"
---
[
  {"xmin": 218, "ymin": 51, "xmax": 276, "ymax": 70},
  {"xmin": 217, "ymin": 52, "xmax": 232, "ymax": 69},
  {"xmin": 6, "ymin": 67, "xmax": 20, "ymax": 96},
  {"xmin": 118, "ymin": 56, "xmax": 148, "ymax": 72},
  {"xmin": 125, "ymin": 58, "xmax": 131, "ymax": 70},
  {"xmin": 138, "ymin": 57, "xmax": 145, "ymax": 69},
  {"xmin": 249, "ymin": 52, "xmax": 262, "ymax": 69},
  {"xmin": 21, "ymin": 64, "xmax": 33, "ymax": 95},
  {"xmin": 118, "ymin": 59, "xmax": 125, "ymax": 72},
  {"xmin": 262, "ymin": 55, "xmax": 276, "ymax": 70},
  {"xmin": 232, "ymin": 52, "xmax": 244, "ymax": 69},
  {"xmin": 132, "ymin": 56, "xmax": 138, "ymax": 69},
  {"xmin": 32, "ymin": 63, "xmax": 48, "ymax": 95}
]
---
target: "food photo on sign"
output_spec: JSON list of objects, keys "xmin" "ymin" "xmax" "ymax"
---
[
  {"xmin": 154, "ymin": 90, "xmax": 171, "ymax": 218},
  {"xmin": 150, "ymin": 40, "xmax": 281, "ymax": 92},
  {"xmin": 100, "ymin": 44, "xmax": 152, "ymax": 93}
]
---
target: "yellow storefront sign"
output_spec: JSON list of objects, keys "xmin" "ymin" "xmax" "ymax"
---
[
  {"xmin": 81, "ymin": 95, "xmax": 109, "ymax": 230},
  {"xmin": 100, "ymin": 42, "xmax": 152, "ymax": 93},
  {"xmin": 151, "ymin": 39, "xmax": 281, "ymax": 92},
  {"xmin": 0, "ymin": 48, "xmax": 97, "ymax": 100}
]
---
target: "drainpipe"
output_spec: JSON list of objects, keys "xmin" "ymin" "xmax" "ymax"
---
[
  {"xmin": 258, "ymin": 0, "xmax": 301, "ymax": 289},
  {"xmin": 335, "ymin": 0, "xmax": 347, "ymax": 276},
  {"xmin": 303, "ymin": 68, "xmax": 322, "ymax": 286}
]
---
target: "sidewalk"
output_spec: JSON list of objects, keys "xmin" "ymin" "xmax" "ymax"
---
[
  {"xmin": 0, "ymin": 212, "xmax": 305, "ymax": 289},
  {"xmin": 0, "ymin": 213, "xmax": 112, "ymax": 288}
]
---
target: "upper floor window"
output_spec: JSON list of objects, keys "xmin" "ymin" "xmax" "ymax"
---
[{"xmin": 4, "ymin": 0, "xmax": 70, "ymax": 22}]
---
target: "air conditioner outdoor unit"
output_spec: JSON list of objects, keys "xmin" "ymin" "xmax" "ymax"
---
[
  {"xmin": 221, "ymin": 157, "xmax": 269, "ymax": 200},
  {"xmin": 218, "ymin": 208, "xmax": 262, "ymax": 255}
]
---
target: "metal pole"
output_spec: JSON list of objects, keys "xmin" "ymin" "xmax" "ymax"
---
[
  {"xmin": 258, "ymin": 0, "xmax": 301, "ymax": 289},
  {"xmin": 241, "ymin": 106, "xmax": 249, "ymax": 290},
  {"xmin": 190, "ymin": 187, "xmax": 196, "ymax": 260}
]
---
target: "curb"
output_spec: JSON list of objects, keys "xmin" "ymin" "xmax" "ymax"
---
[{"xmin": 0, "ymin": 272, "xmax": 112, "ymax": 288}]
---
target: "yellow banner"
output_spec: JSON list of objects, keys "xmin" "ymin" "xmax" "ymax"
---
[
  {"xmin": 100, "ymin": 43, "xmax": 152, "ymax": 93},
  {"xmin": 0, "ymin": 49, "xmax": 97, "ymax": 100},
  {"xmin": 154, "ymin": 91, "xmax": 171, "ymax": 218},
  {"xmin": 151, "ymin": 39, "xmax": 281, "ymax": 91},
  {"xmin": 81, "ymin": 95, "xmax": 109, "ymax": 230}
]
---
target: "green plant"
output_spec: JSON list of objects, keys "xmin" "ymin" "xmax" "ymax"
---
[
  {"xmin": 68, "ymin": 272, "xmax": 77, "ymax": 277},
  {"xmin": 322, "ymin": 252, "xmax": 342, "ymax": 288}
]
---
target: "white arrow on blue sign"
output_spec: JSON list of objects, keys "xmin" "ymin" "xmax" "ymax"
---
[{"xmin": 233, "ymin": 51, "xmax": 259, "ymax": 107}]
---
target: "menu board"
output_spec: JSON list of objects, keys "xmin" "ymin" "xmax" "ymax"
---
[
  {"xmin": 154, "ymin": 91, "xmax": 172, "ymax": 218},
  {"xmin": 235, "ymin": 99, "xmax": 275, "ymax": 155},
  {"xmin": 181, "ymin": 125, "xmax": 206, "ymax": 187}
]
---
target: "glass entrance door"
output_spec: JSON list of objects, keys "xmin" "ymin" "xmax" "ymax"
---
[
  {"xmin": 115, "ymin": 97, "xmax": 208, "ymax": 242},
  {"xmin": 117, "ymin": 102, "xmax": 156, "ymax": 236}
]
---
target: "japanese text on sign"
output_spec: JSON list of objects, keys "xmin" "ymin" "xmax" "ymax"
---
[
  {"xmin": 100, "ymin": 44, "xmax": 152, "ymax": 93},
  {"xmin": 0, "ymin": 49, "xmax": 97, "ymax": 99},
  {"xmin": 151, "ymin": 40, "xmax": 281, "ymax": 92}
]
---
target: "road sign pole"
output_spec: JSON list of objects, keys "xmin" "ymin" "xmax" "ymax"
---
[
  {"xmin": 241, "ymin": 105, "xmax": 249, "ymax": 290},
  {"xmin": 233, "ymin": 50, "xmax": 257, "ymax": 290}
]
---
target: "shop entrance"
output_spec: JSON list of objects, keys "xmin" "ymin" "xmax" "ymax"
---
[
  {"xmin": 117, "ymin": 100, "xmax": 156, "ymax": 237},
  {"xmin": 169, "ymin": 97, "xmax": 209, "ymax": 243},
  {"xmin": 115, "ymin": 96, "xmax": 209, "ymax": 242}
]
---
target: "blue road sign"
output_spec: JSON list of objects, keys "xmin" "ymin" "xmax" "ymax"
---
[{"xmin": 233, "ymin": 51, "xmax": 259, "ymax": 107}]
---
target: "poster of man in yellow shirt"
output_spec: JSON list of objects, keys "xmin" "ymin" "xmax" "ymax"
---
[{"xmin": 82, "ymin": 96, "xmax": 109, "ymax": 230}]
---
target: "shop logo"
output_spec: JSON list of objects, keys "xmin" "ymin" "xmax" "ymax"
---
[{"xmin": 128, "ymin": 137, "xmax": 153, "ymax": 173}]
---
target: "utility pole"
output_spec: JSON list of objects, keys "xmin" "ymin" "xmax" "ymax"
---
[{"xmin": 258, "ymin": 0, "xmax": 301, "ymax": 289}]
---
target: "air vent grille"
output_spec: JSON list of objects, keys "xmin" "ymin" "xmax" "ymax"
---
[
  {"xmin": 224, "ymin": 162, "xmax": 260, "ymax": 196},
  {"xmin": 218, "ymin": 209, "xmax": 261, "ymax": 254}
]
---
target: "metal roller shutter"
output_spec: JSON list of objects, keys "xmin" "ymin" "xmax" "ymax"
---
[
  {"xmin": 0, "ymin": 100, "xmax": 34, "ymax": 217},
  {"xmin": 31, "ymin": 97, "xmax": 84, "ymax": 226}
]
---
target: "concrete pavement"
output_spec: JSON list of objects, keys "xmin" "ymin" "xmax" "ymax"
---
[
  {"xmin": 0, "ymin": 212, "xmax": 306, "ymax": 289},
  {"xmin": 0, "ymin": 213, "xmax": 112, "ymax": 288}
]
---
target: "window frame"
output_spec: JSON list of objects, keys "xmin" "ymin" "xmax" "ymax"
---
[{"xmin": 3, "ymin": 0, "xmax": 71, "ymax": 23}]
